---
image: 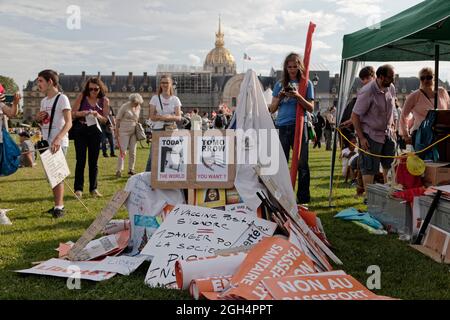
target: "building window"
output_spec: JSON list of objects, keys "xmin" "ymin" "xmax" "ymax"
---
[
  {"xmin": 215, "ymin": 67, "xmax": 218, "ymax": 73},
  {"xmin": 232, "ymin": 97, "xmax": 237, "ymax": 107}
]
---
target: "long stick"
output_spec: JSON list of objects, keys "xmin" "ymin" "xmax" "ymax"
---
[{"xmin": 290, "ymin": 22, "xmax": 316, "ymax": 187}]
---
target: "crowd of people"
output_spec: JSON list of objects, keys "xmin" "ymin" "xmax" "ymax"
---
[{"xmin": 1, "ymin": 56, "xmax": 449, "ymax": 219}]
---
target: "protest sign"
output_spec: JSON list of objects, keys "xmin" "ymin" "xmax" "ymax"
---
[
  {"xmin": 151, "ymin": 130, "xmax": 235, "ymax": 189},
  {"xmin": 141, "ymin": 205, "xmax": 276, "ymax": 287},
  {"xmin": 40, "ymin": 148, "xmax": 70, "ymax": 189},
  {"xmin": 151, "ymin": 131, "xmax": 191, "ymax": 188},
  {"xmin": 16, "ymin": 258, "xmax": 116, "ymax": 282},
  {"xmin": 67, "ymin": 191, "xmax": 129, "ymax": 261},
  {"xmin": 92, "ymin": 255, "xmax": 148, "ymax": 276},
  {"xmin": 193, "ymin": 130, "xmax": 235, "ymax": 189},
  {"xmin": 220, "ymin": 237, "xmax": 316, "ymax": 300},
  {"xmin": 261, "ymin": 272, "xmax": 385, "ymax": 300},
  {"xmin": 124, "ymin": 172, "xmax": 185, "ymax": 256}
]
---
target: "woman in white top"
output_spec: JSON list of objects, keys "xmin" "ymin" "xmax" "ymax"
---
[
  {"xmin": 115, "ymin": 93, "xmax": 143, "ymax": 177},
  {"xmin": 145, "ymin": 75, "xmax": 182, "ymax": 171}
]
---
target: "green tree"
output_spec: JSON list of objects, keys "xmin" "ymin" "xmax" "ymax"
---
[{"xmin": 0, "ymin": 75, "xmax": 19, "ymax": 93}]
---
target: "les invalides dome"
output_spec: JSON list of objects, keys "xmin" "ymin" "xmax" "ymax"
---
[{"xmin": 204, "ymin": 18, "xmax": 237, "ymax": 76}]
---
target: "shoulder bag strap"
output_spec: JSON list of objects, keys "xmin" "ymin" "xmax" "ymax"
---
[
  {"xmin": 47, "ymin": 93, "xmax": 61, "ymax": 139},
  {"xmin": 158, "ymin": 95, "xmax": 164, "ymax": 112}
]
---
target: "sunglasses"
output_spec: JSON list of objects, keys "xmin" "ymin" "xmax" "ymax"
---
[{"xmin": 420, "ymin": 75, "xmax": 433, "ymax": 81}]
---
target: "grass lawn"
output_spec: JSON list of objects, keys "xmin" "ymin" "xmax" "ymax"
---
[{"xmin": 1, "ymin": 137, "xmax": 449, "ymax": 300}]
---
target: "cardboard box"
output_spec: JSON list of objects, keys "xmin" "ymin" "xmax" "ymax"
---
[
  {"xmin": 423, "ymin": 162, "xmax": 450, "ymax": 187},
  {"xmin": 410, "ymin": 225, "xmax": 450, "ymax": 264}
]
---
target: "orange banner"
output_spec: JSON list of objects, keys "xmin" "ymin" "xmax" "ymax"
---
[
  {"xmin": 221, "ymin": 237, "xmax": 315, "ymax": 300},
  {"xmin": 262, "ymin": 273, "xmax": 390, "ymax": 300}
]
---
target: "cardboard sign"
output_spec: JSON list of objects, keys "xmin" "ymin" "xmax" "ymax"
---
[
  {"xmin": 40, "ymin": 148, "xmax": 70, "ymax": 189},
  {"xmin": 16, "ymin": 258, "xmax": 116, "ymax": 282},
  {"xmin": 92, "ymin": 255, "xmax": 148, "ymax": 276},
  {"xmin": 141, "ymin": 205, "xmax": 276, "ymax": 287},
  {"xmin": 221, "ymin": 237, "xmax": 316, "ymax": 300},
  {"xmin": 67, "ymin": 191, "xmax": 129, "ymax": 261},
  {"xmin": 262, "ymin": 272, "xmax": 384, "ymax": 300},
  {"xmin": 151, "ymin": 130, "xmax": 235, "ymax": 189}
]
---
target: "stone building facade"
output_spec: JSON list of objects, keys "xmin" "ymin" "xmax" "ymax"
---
[{"xmin": 22, "ymin": 19, "xmax": 448, "ymax": 122}]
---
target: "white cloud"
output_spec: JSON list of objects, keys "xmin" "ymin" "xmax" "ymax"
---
[
  {"xmin": 326, "ymin": 0, "xmax": 383, "ymax": 17},
  {"xmin": 279, "ymin": 10, "xmax": 347, "ymax": 37},
  {"xmin": 320, "ymin": 53, "xmax": 341, "ymax": 62},
  {"xmin": 126, "ymin": 35, "xmax": 159, "ymax": 42},
  {"xmin": 189, "ymin": 54, "xmax": 202, "ymax": 65}
]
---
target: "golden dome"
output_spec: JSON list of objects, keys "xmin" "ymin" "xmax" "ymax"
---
[{"xmin": 204, "ymin": 17, "xmax": 236, "ymax": 75}]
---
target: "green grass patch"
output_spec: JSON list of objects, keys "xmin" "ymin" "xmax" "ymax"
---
[{"xmin": 1, "ymin": 138, "xmax": 449, "ymax": 299}]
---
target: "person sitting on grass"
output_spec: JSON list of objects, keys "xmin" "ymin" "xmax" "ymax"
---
[{"xmin": 340, "ymin": 135, "xmax": 358, "ymax": 183}]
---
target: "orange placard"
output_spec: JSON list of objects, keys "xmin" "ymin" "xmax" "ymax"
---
[
  {"xmin": 262, "ymin": 273, "xmax": 387, "ymax": 300},
  {"xmin": 222, "ymin": 237, "xmax": 316, "ymax": 300}
]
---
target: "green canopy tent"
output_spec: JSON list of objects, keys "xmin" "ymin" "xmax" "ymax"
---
[{"xmin": 329, "ymin": 0, "xmax": 450, "ymax": 206}]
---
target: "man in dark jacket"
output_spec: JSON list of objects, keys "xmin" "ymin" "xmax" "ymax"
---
[{"xmin": 313, "ymin": 111, "xmax": 325, "ymax": 149}]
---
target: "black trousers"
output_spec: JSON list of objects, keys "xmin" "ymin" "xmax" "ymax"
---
[
  {"xmin": 313, "ymin": 129, "xmax": 322, "ymax": 148},
  {"xmin": 74, "ymin": 126, "xmax": 102, "ymax": 192},
  {"xmin": 101, "ymin": 127, "xmax": 115, "ymax": 156}
]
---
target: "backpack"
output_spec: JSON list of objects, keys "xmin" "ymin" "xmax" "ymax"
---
[
  {"xmin": 415, "ymin": 110, "xmax": 439, "ymax": 161},
  {"xmin": 214, "ymin": 114, "xmax": 226, "ymax": 128},
  {"xmin": 0, "ymin": 127, "xmax": 21, "ymax": 176}
]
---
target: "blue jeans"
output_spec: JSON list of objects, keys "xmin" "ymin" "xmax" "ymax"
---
[
  {"xmin": 277, "ymin": 123, "xmax": 310, "ymax": 203},
  {"xmin": 101, "ymin": 128, "xmax": 115, "ymax": 156}
]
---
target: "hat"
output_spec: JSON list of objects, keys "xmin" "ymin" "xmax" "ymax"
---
[
  {"xmin": 0, "ymin": 84, "xmax": 4, "ymax": 94},
  {"xmin": 19, "ymin": 131, "xmax": 31, "ymax": 138}
]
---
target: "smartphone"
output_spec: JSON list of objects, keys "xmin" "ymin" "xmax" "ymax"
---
[{"xmin": 3, "ymin": 94, "xmax": 14, "ymax": 104}]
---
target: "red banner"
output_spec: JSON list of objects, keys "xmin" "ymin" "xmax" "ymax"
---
[{"xmin": 290, "ymin": 22, "xmax": 316, "ymax": 187}]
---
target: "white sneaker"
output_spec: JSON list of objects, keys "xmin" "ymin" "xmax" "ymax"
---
[{"xmin": 0, "ymin": 210, "xmax": 12, "ymax": 225}]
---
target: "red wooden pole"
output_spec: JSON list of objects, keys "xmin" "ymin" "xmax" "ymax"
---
[{"xmin": 290, "ymin": 22, "xmax": 316, "ymax": 187}]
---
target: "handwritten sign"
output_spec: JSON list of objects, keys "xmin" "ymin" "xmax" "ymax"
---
[
  {"xmin": 141, "ymin": 205, "xmax": 276, "ymax": 287},
  {"xmin": 92, "ymin": 255, "xmax": 148, "ymax": 276},
  {"xmin": 262, "ymin": 272, "xmax": 388, "ymax": 300},
  {"xmin": 40, "ymin": 148, "xmax": 70, "ymax": 189}
]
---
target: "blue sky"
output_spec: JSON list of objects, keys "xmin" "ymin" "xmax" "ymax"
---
[{"xmin": 1, "ymin": 0, "xmax": 448, "ymax": 89}]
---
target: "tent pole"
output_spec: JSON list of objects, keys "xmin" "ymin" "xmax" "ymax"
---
[
  {"xmin": 328, "ymin": 60, "xmax": 345, "ymax": 207},
  {"xmin": 434, "ymin": 44, "xmax": 440, "ymax": 110}
]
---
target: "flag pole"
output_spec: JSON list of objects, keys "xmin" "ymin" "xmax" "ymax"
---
[{"xmin": 290, "ymin": 22, "xmax": 316, "ymax": 188}]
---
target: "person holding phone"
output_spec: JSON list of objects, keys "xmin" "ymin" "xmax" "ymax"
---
[
  {"xmin": 0, "ymin": 84, "xmax": 21, "ymax": 148},
  {"xmin": 71, "ymin": 77, "xmax": 110, "ymax": 199},
  {"xmin": 34, "ymin": 70, "xmax": 72, "ymax": 218},
  {"xmin": 269, "ymin": 52, "xmax": 314, "ymax": 204}
]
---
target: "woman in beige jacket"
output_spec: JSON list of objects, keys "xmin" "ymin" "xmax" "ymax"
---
[{"xmin": 115, "ymin": 93, "xmax": 143, "ymax": 177}]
